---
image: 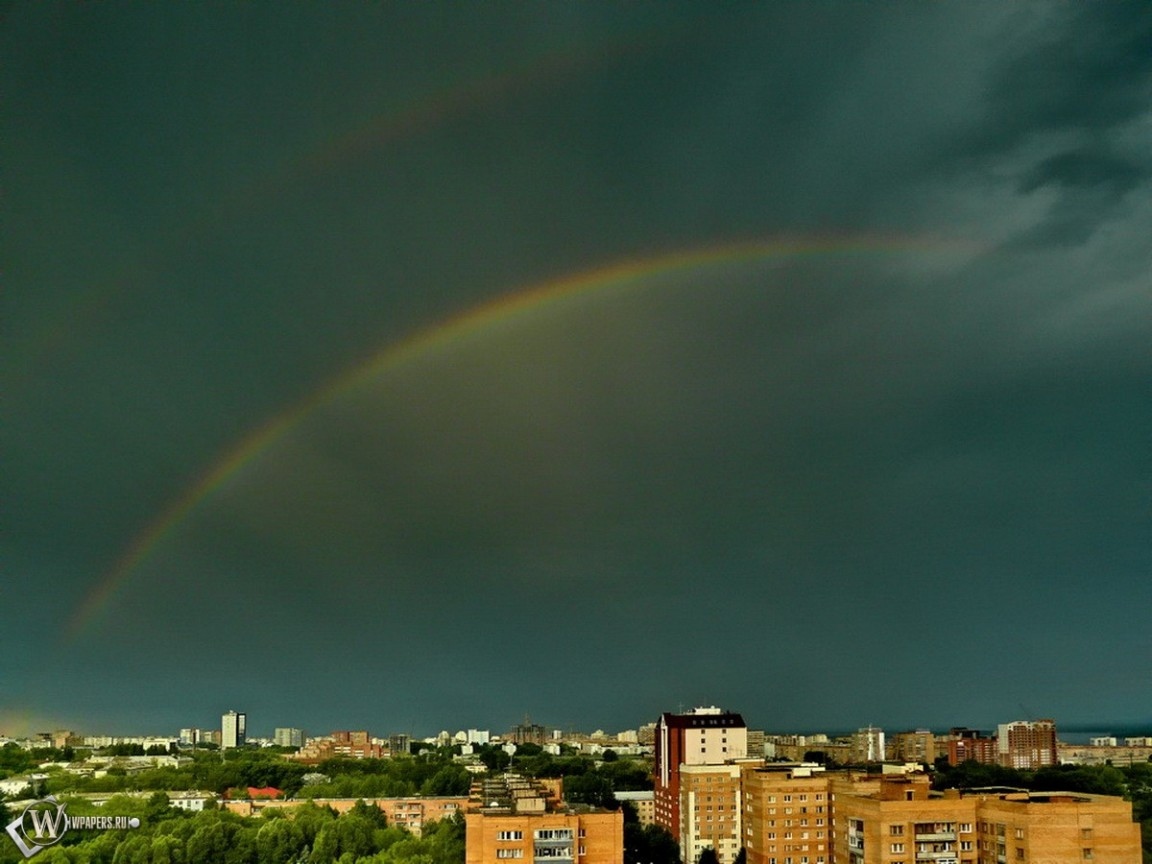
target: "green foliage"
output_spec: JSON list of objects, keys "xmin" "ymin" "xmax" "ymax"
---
[
  {"xmin": 931, "ymin": 760, "xmax": 1029, "ymax": 790},
  {"xmin": 563, "ymin": 772, "xmax": 618, "ymax": 810},
  {"xmin": 0, "ymin": 743, "xmax": 38, "ymax": 777},
  {"xmin": 624, "ymin": 822, "xmax": 679, "ymax": 864},
  {"xmin": 16, "ymin": 797, "xmax": 467, "ymax": 864},
  {"xmin": 1031, "ymin": 764, "xmax": 1126, "ymax": 796}
]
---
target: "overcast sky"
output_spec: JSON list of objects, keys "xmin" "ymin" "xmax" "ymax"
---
[{"xmin": 4, "ymin": 4, "xmax": 1150, "ymax": 740}]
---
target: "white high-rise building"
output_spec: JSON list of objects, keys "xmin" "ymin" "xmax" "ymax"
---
[{"xmin": 222, "ymin": 710, "xmax": 246, "ymax": 749}]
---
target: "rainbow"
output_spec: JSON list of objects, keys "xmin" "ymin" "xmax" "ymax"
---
[{"xmin": 64, "ymin": 235, "xmax": 962, "ymax": 643}]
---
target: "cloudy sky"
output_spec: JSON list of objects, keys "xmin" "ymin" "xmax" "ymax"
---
[{"xmin": 5, "ymin": 4, "xmax": 1150, "ymax": 740}]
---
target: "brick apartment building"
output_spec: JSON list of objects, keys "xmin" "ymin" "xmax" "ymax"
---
[{"xmin": 654, "ymin": 707, "xmax": 748, "ymax": 841}]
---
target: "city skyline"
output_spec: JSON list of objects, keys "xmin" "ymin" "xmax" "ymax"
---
[
  {"xmin": 5, "ymin": 5, "xmax": 1150, "ymax": 738},
  {"xmin": 4, "ymin": 707, "xmax": 1149, "ymax": 746}
]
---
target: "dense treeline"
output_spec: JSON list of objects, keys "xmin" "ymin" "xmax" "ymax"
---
[
  {"xmin": 0, "ymin": 795, "xmax": 465, "ymax": 864},
  {"xmin": 23, "ymin": 749, "xmax": 472, "ymax": 800}
]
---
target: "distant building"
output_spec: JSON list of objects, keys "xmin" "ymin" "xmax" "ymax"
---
[
  {"xmin": 167, "ymin": 791, "xmax": 215, "ymax": 811},
  {"xmin": 511, "ymin": 719, "xmax": 546, "ymax": 746},
  {"xmin": 1089, "ymin": 736, "xmax": 1118, "ymax": 747},
  {"xmin": 996, "ymin": 720, "xmax": 1057, "ymax": 770},
  {"xmin": 946, "ymin": 728, "xmax": 997, "ymax": 766},
  {"xmin": 653, "ymin": 706, "xmax": 747, "ymax": 839},
  {"xmin": 851, "ymin": 727, "xmax": 886, "ymax": 763},
  {"xmin": 273, "ymin": 728, "xmax": 304, "ymax": 748},
  {"xmin": 389, "ymin": 734, "xmax": 411, "ymax": 757},
  {"xmin": 887, "ymin": 729, "xmax": 936, "ymax": 765},
  {"xmin": 222, "ymin": 711, "xmax": 246, "ymax": 749}
]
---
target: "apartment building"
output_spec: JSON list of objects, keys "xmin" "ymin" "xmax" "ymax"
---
[
  {"xmin": 974, "ymin": 792, "xmax": 1140, "ymax": 864},
  {"xmin": 465, "ymin": 774, "xmax": 622, "ymax": 864},
  {"xmin": 995, "ymin": 721, "xmax": 1057, "ymax": 771},
  {"xmin": 742, "ymin": 763, "xmax": 832, "ymax": 864},
  {"xmin": 678, "ymin": 763, "xmax": 745, "ymax": 864},
  {"xmin": 465, "ymin": 811, "xmax": 623, "ymax": 864},
  {"xmin": 886, "ymin": 731, "xmax": 936, "ymax": 767},
  {"xmin": 945, "ymin": 730, "xmax": 996, "ymax": 767},
  {"xmin": 829, "ymin": 775, "xmax": 1140, "ymax": 864},
  {"xmin": 654, "ymin": 707, "xmax": 747, "ymax": 836}
]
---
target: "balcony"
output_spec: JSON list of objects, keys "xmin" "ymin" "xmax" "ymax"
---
[
  {"xmin": 534, "ymin": 849, "xmax": 574, "ymax": 862},
  {"xmin": 915, "ymin": 852, "xmax": 957, "ymax": 861},
  {"xmin": 848, "ymin": 837, "xmax": 864, "ymax": 850},
  {"xmin": 916, "ymin": 832, "xmax": 957, "ymax": 842}
]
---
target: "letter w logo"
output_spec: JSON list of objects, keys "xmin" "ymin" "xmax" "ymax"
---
[{"xmin": 26, "ymin": 803, "xmax": 67, "ymax": 840}]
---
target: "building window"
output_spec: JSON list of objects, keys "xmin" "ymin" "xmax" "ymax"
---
[
  {"xmin": 497, "ymin": 831, "xmax": 524, "ymax": 841},
  {"xmin": 891, "ymin": 844, "xmax": 904, "ymax": 853},
  {"xmin": 1082, "ymin": 851, "xmax": 1093, "ymax": 860},
  {"xmin": 891, "ymin": 826, "xmax": 904, "ymax": 836},
  {"xmin": 534, "ymin": 830, "xmax": 574, "ymax": 841}
]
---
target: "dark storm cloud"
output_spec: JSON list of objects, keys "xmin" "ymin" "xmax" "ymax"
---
[{"xmin": 5, "ymin": 3, "xmax": 1150, "ymax": 735}]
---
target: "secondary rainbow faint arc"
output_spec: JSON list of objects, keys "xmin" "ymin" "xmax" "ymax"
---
[{"xmin": 65, "ymin": 235, "xmax": 942, "ymax": 643}]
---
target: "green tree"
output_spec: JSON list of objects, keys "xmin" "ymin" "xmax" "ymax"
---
[
  {"xmin": 697, "ymin": 847, "xmax": 720, "ymax": 864},
  {"xmin": 312, "ymin": 824, "xmax": 339, "ymax": 864},
  {"xmin": 257, "ymin": 817, "xmax": 306, "ymax": 864},
  {"xmin": 625, "ymin": 822, "xmax": 680, "ymax": 864},
  {"xmin": 563, "ymin": 773, "xmax": 617, "ymax": 810}
]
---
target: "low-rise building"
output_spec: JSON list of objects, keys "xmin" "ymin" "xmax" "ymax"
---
[
  {"xmin": 829, "ymin": 774, "xmax": 1141, "ymax": 864},
  {"xmin": 465, "ymin": 775, "xmax": 621, "ymax": 864}
]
